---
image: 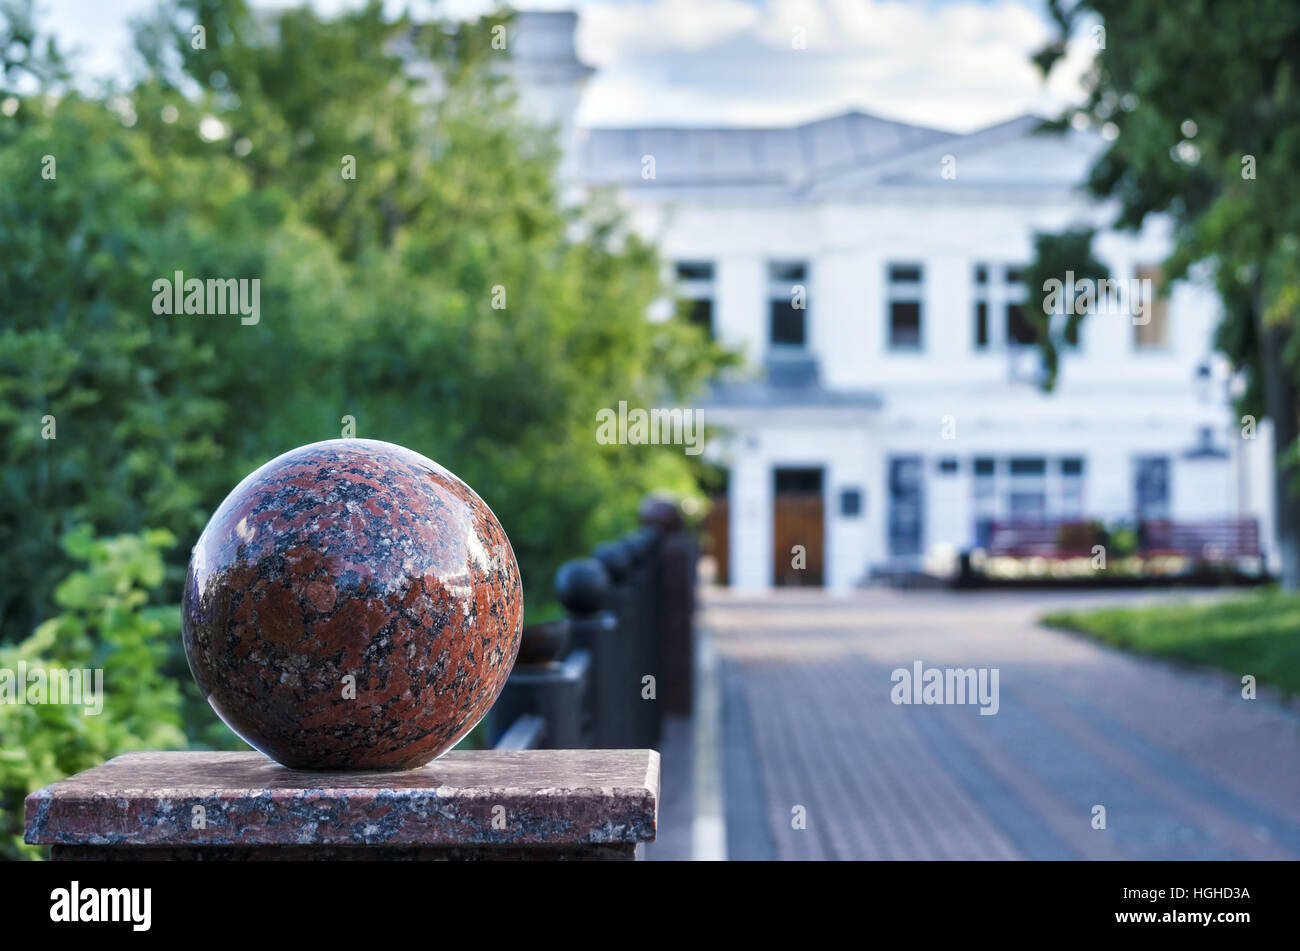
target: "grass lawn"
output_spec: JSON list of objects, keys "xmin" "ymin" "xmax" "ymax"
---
[{"xmin": 1043, "ymin": 590, "xmax": 1300, "ymax": 696}]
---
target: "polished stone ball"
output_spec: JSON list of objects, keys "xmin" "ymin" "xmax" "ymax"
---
[{"xmin": 181, "ymin": 439, "xmax": 523, "ymax": 770}]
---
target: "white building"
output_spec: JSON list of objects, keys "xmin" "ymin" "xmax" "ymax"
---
[{"xmin": 513, "ymin": 11, "xmax": 1277, "ymax": 591}]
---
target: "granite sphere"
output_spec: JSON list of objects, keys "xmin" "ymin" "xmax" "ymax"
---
[{"xmin": 182, "ymin": 439, "xmax": 523, "ymax": 770}]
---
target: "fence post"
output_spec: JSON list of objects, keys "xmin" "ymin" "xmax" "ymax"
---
[
  {"xmin": 556, "ymin": 557, "xmax": 626, "ymax": 747},
  {"xmin": 620, "ymin": 526, "xmax": 662, "ymax": 747},
  {"xmin": 489, "ymin": 618, "xmax": 589, "ymax": 750},
  {"xmin": 640, "ymin": 496, "xmax": 698, "ymax": 718}
]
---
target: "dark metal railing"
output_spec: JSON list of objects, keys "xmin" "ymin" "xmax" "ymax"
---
[{"xmin": 487, "ymin": 495, "xmax": 698, "ymax": 751}]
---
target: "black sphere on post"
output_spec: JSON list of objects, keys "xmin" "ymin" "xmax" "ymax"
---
[
  {"xmin": 592, "ymin": 540, "xmax": 631, "ymax": 584},
  {"xmin": 639, "ymin": 495, "xmax": 685, "ymax": 532},
  {"xmin": 622, "ymin": 527, "xmax": 656, "ymax": 562},
  {"xmin": 555, "ymin": 557, "xmax": 610, "ymax": 617}
]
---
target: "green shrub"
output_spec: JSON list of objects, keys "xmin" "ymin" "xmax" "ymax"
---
[{"xmin": 0, "ymin": 526, "xmax": 187, "ymax": 860}]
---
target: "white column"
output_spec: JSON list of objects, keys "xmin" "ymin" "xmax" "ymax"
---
[{"xmin": 729, "ymin": 454, "xmax": 771, "ymax": 590}]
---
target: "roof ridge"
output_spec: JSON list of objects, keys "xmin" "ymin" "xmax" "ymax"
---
[{"xmin": 586, "ymin": 108, "xmax": 951, "ymax": 136}]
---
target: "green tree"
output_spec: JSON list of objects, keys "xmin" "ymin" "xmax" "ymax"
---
[
  {"xmin": 1031, "ymin": 0, "xmax": 1300, "ymax": 586},
  {"xmin": 0, "ymin": 0, "xmax": 733, "ymax": 643},
  {"xmin": 1022, "ymin": 229, "xmax": 1109, "ymax": 389}
]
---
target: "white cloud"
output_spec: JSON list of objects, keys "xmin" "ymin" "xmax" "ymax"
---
[
  {"xmin": 574, "ymin": 0, "xmax": 1093, "ymax": 131},
  {"xmin": 578, "ymin": 0, "xmax": 756, "ymax": 63}
]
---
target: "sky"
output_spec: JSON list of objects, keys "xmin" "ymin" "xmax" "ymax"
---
[{"xmin": 33, "ymin": 0, "xmax": 1094, "ymax": 132}]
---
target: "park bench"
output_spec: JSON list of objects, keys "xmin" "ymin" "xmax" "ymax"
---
[
  {"xmin": 986, "ymin": 517, "xmax": 1261, "ymax": 562},
  {"xmin": 1137, "ymin": 518, "xmax": 1260, "ymax": 559}
]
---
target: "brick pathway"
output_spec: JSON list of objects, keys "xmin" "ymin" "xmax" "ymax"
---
[{"xmin": 710, "ymin": 588, "xmax": 1300, "ymax": 860}]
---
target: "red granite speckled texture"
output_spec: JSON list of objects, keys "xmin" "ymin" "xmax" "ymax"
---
[
  {"xmin": 24, "ymin": 750, "xmax": 659, "ymax": 852},
  {"xmin": 181, "ymin": 439, "xmax": 522, "ymax": 770}
]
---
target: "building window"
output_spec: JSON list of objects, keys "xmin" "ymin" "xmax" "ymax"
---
[
  {"xmin": 682, "ymin": 299, "xmax": 713, "ymax": 333},
  {"xmin": 840, "ymin": 488, "xmax": 862, "ymax": 517},
  {"xmin": 1134, "ymin": 265, "xmax": 1170, "ymax": 349},
  {"xmin": 1008, "ymin": 491, "xmax": 1046, "ymax": 522},
  {"xmin": 890, "ymin": 302, "xmax": 921, "ymax": 349},
  {"xmin": 974, "ymin": 263, "xmax": 1043, "ymax": 351},
  {"xmin": 938, "ymin": 458, "xmax": 959, "ymax": 474},
  {"xmin": 887, "ymin": 262, "xmax": 923, "ymax": 350},
  {"xmin": 1009, "ymin": 458, "xmax": 1046, "ymax": 476},
  {"xmin": 973, "ymin": 455, "xmax": 1088, "ymax": 544},
  {"xmin": 974, "ymin": 262, "xmax": 990, "ymax": 350},
  {"xmin": 768, "ymin": 261, "xmax": 807, "ymax": 349},
  {"xmin": 1006, "ymin": 303, "xmax": 1036, "ymax": 346},
  {"xmin": 675, "ymin": 261, "xmax": 714, "ymax": 337},
  {"xmin": 1003, "ymin": 266, "xmax": 1033, "ymax": 347},
  {"xmin": 1061, "ymin": 457, "xmax": 1084, "ymax": 518},
  {"xmin": 770, "ymin": 261, "xmax": 806, "ymax": 283},
  {"xmin": 1135, "ymin": 456, "xmax": 1170, "ymax": 520},
  {"xmin": 973, "ymin": 457, "xmax": 996, "ymax": 547},
  {"xmin": 1006, "ymin": 457, "xmax": 1047, "ymax": 523}
]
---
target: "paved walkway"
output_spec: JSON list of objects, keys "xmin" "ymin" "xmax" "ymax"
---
[{"xmin": 709, "ymin": 588, "xmax": 1300, "ymax": 860}]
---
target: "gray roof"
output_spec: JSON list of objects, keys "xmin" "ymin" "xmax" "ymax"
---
[
  {"xmin": 580, "ymin": 110, "xmax": 1104, "ymax": 192},
  {"xmin": 581, "ymin": 110, "xmax": 956, "ymax": 187}
]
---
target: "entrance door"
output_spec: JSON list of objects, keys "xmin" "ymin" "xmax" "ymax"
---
[
  {"xmin": 703, "ymin": 495, "xmax": 729, "ymax": 585},
  {"xmin": 888, "ymin": 456, "xmax": 924, "ymax": 557},
  {"xmin": 1135, "ymin": 456, "xmax": 1171, "ymax": 520},
  {"xmin": 773, "ymin": 467, "xmax": 824, "ymax": 586}
]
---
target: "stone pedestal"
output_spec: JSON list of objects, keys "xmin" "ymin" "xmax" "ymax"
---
[{"xmin": 26, "ymin": 749, "xmax": 659, "ymax": 861}]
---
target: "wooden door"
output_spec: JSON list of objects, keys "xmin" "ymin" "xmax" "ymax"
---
[
  {"xmin": 773, "ymin": 468, "xmax": 824, "ymax": 586},
  {"xmin": 703, "ymin": 495, "xmax": 729, "ymax": 585}
]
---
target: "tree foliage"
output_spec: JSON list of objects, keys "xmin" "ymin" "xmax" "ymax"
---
[
  {"xmin": 1031, "ymin": 0, "xmax": 1300, "ymax": 582},
  {"xmin": 0, "ymin": 0, "xmax": 733, "ymax": 641},
  {"xmin": 1021, "ymin": 229, "xmax": 1108, "ymax": 389}
]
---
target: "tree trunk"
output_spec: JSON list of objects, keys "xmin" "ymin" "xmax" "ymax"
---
[{"xmin": 1254, "ymin": 288, "xmax": 1300, "ymax": 588}]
